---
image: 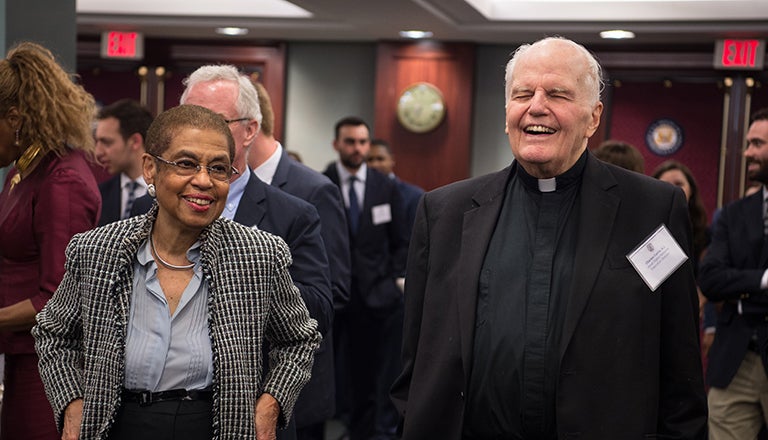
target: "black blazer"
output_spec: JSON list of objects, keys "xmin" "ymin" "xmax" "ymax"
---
[
  {"xmin": 268, "ymin": 151, "xmax": 350, "ymax": 427},
  {"xmin": 699, "ymin": 190, "xmax": 768, "ymax": 388},
  {"xmin": 391, "ymin": 153, "xmax": 707, "ymax": 439},
  {"xmin": 393, "ymin": 176, "xmax": 424, "ymax": 236},
  {"xmin": 97, "ymin": 174, "xmax": 122, "ymax": 226},
  {"xmin": 324, "ymin": 164, "xmax": 409, "ymax": 310},
  {"xmin": 272, "ymin": 149, "xmax": 351, "ymax": 308}
]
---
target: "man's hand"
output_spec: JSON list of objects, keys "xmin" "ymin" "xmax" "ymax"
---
[
  {"xmin": 254, "ymin": 393, "xmax": 280, "ymax": 440},
  {"xmin": 62, "ymin": 398, "xmax": 83, "ymax": 440}
]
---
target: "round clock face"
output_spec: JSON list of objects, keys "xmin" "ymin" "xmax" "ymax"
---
[{"xmin": 396, "ymin": 83, "xmax": 446, "ymax": 133}]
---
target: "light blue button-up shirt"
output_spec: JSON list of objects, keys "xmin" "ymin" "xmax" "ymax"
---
[{"xmin": 123, "ymin": 239, "xmax": 213, "ymax": 392}]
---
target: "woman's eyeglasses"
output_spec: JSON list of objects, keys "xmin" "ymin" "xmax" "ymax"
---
[{"xmin": 151, "ymin": 154, "xmax": 239, "ymax": 182}]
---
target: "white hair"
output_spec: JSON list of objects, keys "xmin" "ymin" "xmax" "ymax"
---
[
  {"xmin": 180, "ymin": 64, "xmax": 263, "ymax": 127},
  {"xmin": 504, "ymin": 37, "xmax": 604, "ymax": 107}
]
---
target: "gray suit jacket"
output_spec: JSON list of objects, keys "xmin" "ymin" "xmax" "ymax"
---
[{"xmin": 33, "ymin": 205, "xmax": 321, "ymax": 439}]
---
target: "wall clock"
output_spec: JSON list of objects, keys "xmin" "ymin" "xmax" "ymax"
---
[{"xmin": 396, "ymin": 82, "xmax": 446, "ymax": 133}]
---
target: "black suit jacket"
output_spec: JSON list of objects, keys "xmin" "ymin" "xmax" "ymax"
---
[
  {"xmin": 393, "ymin": 176, "xmax": 424, "ymax": 236},
  {"xmin": 272, "ymin": 149, "xmax": 350, "ymax": 308},
  {"xmin": 324, "ymin": 164, "xmax": 409, "ymax": 310},
  {"xmin": 699, "ymin": 190, "xmax": 768, "ymax": 388},
  {"xmin": 391, "ymin": 153, "xmax": 707, "ymax": 439},
  {"xmin": 97, "ymin": 174, "xmax": 122, "ymax": 226},
  {"xmin": 268, "ymin": 150, "xmax": 350, "ymax": 427}
]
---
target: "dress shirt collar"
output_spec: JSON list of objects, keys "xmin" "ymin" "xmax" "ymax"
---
[
  {"xmin": 336, "ymin": 161, "xmax": 367, "ymax": 185},
  {"xmin": 222, "ymin": 167, "xmax": 250, "ymax": 220},
  {"xmin": 120, "ymin": 173, "xmax": 147, "ymax": 190},
  {"xmin": 253, "ymin": 142, "xmax": 282, "ymax": 185},
  {"xmin": 516, "ymin": 150, "xmax": 587, "ymax": 194},
  {"xmin": 136, "ymin": 234, "xmax": 202, "ymax": 269}
]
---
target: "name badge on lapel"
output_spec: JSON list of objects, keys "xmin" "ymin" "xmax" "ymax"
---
[
  {"xmin": 626, "ymin": 224, "xmax": 688, "ymax": 292},
  {"xmin": 372, "ymin": 203, "xmax": 392, "ymax": 225}
]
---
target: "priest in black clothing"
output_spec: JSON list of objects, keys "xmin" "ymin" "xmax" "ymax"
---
[{"xmin": 391, "ymin": 36, "xmax": 707, "ymax": 440}]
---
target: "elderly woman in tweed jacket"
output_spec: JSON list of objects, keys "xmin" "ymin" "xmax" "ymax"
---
[{"xmin": 32, "ymin": 104, "xmax": 321, "ymax": 440}]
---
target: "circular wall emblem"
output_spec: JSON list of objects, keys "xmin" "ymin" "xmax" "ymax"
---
[{"xmin": 645, "ymin": 119, "xmax": 684, "ymax": 156}]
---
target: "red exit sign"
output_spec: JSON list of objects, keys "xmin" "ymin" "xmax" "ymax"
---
[
  {"xmin": 100, "ymin": 31, "xmax": 144, "ymax": 60},
  {"xmin": 714, "ymin": 39, "xmax": 765, "ymax": 70}
]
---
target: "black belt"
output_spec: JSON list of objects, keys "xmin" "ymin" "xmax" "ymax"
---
[{"xmin": 122, "ymin": 388, "xmax": 213, "ymax": 406}]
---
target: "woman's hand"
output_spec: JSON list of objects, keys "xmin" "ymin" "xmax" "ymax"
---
[
  {"xmin": 254, "ymin": 393, "xmax": 280, "ymax": 440},
  {"xmin": 62, "ymin": 398, "xmax": 83, "ymax": 440}
]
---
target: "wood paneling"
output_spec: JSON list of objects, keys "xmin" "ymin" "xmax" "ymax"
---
[
  {"xmin": 77, "ymin": 39, "xmax": 286, "ymax": 140},
  {"xmin": 375, "ymin": 42, "xmax": 474, "ymax": 191}
]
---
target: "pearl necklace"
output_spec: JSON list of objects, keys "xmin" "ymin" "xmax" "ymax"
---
[{"xmin": 149, "ymin": 231, "xmax": 195, "ymax": 270}]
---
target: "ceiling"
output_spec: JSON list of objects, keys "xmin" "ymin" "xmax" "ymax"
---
[{"xmin": 76, "ymin": 0, "xmax": 768, "ymax": 48}]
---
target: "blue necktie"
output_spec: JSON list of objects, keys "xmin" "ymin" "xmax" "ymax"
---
[
  {"xmin": 123, "ymin": 181, "xmax": 138, "ymax": 219},
  {"xmin": 348, "ymin": 176, "xmax": 360, "ymax": 234}
]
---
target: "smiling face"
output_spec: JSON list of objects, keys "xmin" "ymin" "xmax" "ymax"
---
[
  {"xmin": 505, "ymin": 39, "xmax": 603, "ymax": 178},
  {"xmin": 144, "ymin": 126, "xmax": 231, "ymax": 235}
]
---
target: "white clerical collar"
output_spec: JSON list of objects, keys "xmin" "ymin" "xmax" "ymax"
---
[{"xmin": 538, "ymin": 178, "xmax": 557, "ymax": 193}]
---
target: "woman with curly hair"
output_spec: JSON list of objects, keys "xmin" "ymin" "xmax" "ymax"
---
[{"xmin": 0, "ymin": 42, "xmax": 101, "ymax": 439}]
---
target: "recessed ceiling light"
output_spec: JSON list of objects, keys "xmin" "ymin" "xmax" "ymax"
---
[
  {"xmin": 399, "ymin": 30, "xmax": 434, "ymax": 39},
  {"xmin": 600, "ymin": 30, "xmax": 636, "ymax": 40},
  {"xmin": 216, "ymin": 27, "xmax": 249, "ymax": 36}
]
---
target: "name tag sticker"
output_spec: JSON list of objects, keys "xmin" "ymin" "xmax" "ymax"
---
[
  {"xmin": 372, "ymin": 203, "xmax": 392, "ymax": 225},
  {"xmin": 626, "ymin": 224, "xmax": 688, "ymax": 292}
]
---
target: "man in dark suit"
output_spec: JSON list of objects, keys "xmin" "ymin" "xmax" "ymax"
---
[
  {"xmin": 95, "ymin": 99, "xmax": 153, "ymax": 225},
  {"xmin": 367, "ymin": 138, "xmax": 424, "ymax": 234},
  {"xmin": 700, "ymin": 107, "xmax": 768, "ymax": 439},
  {"xmin": 175, "ymin": 65, "xmax": 331, "ymax": 439},
  {"xmin": 390, "ymin": 37, "xmax": 707, "ymax": 439},
  {"xmin": 248, "ymin": 81, "xmax": 351, "ymax": 440},
  {"xmin": 324, "ymin": 117, "xmax": 409, "ymax": 440}
]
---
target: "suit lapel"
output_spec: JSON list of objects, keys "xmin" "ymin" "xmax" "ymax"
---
[
  {"xmin": 233, "ymin": 173, "xmax": 267, "ymax": 228},
  {"xmin": 743, "ymin": 193, "xmax": 768, "ymax": 267},
  {"xmin": 271, "ymin": 151, "xmax": 291, "ymax": 190},
  {"xmin": 560, "ymin": 156, "xmax": 620, "ymax": 358},
  {"xmin": 458, "ymin": 167, "xmax": 511, "ymax": 379}
]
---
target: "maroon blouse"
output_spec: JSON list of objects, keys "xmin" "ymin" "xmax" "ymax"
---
[{"xmin": 0, "ymin": 149, "xmax": 101, "ymax": 354}]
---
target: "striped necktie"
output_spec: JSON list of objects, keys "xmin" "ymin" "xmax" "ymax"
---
[{"xmin": 123, "ymin": 181, "xmax": 138, "ymax": 219}]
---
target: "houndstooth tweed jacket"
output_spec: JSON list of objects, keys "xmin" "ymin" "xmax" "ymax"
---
[{"xmin": 32, "ymin": 204, "xmax": 321, "ymax": 439}]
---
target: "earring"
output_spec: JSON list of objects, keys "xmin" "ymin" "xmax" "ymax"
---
[
  {"xmin": 147, "ymin": 184, "xmax": 156, "ymax": 198},
  {"xmin": 14, "ymin": 129, "xmax": 20, "ymax": 146}
]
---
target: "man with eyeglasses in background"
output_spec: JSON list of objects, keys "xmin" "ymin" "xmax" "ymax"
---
[{"xmin": 132, "ymin": 66, "xmax": 332, "ymax": 440}]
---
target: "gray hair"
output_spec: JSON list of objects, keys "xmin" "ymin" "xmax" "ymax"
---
[
  {"xmin": 180, "ymin": 64, "xmax": 263, "ymax": 128},
  {"xmin": 504, "ymin": 37, "xmax": 604, "ymax": 107}
]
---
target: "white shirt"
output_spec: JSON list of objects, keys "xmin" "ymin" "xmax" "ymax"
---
[
  {"xmin": 336, "ymin": 161, "xmax": 366, "ymax": 209},
  {"xmin": 253, "ymin": 142, "xmax": 283, "ymax": 185},
  {"xmin": 222, "ymin": 168, "xmax": 249, "ymax": 220},
  {"xmin": 120, "ymin": 173, "xmax": 147, "ymax": 218}
]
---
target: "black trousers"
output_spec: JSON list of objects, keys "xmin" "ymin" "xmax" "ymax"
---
[{"xmin": 109, "ymin": 399, "xmax": 213, "ymax": 440}]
